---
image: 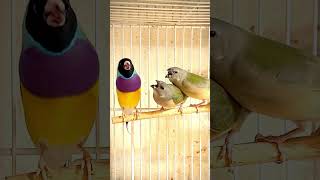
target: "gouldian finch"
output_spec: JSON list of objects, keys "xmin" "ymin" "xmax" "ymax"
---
[
  {"xmin": 151, "ymin": 80, "xmax": 188, "ymax": 112},
  {"xmin": 19, "ymin": 0, "xmax": 99, "ymax": 179},
  {"xmin": 212, "ymin": 17, "xmax": 320, "ymax": 162},
  {"xmin": 116, "ymin": 58, "xmax": 141, "ymax": 132},
  {"xmin": 211, "ymin": 77, "xmax": 249, "ymax": 166},
  {"xmin": 165, "ymin": 67, "xmax": 210, "ymax": 111}
]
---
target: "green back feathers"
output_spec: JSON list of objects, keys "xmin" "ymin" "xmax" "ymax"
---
[
  {"xmin": 186, "ymin": 72, "xmax": 209, "ymax": 88},
  {"xmin": 211, "ymin": 80, "xmax": 240, "ymax": 133},
  {"xmin": 168, "ymin": 84, "xmax": 187, "ymax": 105}
]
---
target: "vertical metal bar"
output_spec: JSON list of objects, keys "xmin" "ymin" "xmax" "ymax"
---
[
  {"xmin": 94, "ymin": 0, "xmax": 100, "ymax": 161},
  {"xmin": 231, "ymin": 0, "xmax": 236, "ymax": 23},
  {"xmin": 207, "ymin": 27, "xmax": 210, "ymax": 179},
  {"xmin": 157, "ymin": 26, "xmax": 160, "ymax": 180},
  {"xmin": 112, "ymin": 24, "xmax": 117, "ymax": 180},
  {"xmin": 174, "ymin": 26, "xmax": 177, "ymax": 180},
  {"xmin": 256, "ymin": 1, "xmax": 262, "ymax": 180},
  {"xmin": 11, "ymin": 0, "xmax": 16, "ymax": 175},
  {"xmin": 148, "ymin": 25, "xmax": 152, "ymax": 180},
  {"xmin": 191, "ymin": 27, "xmax": 194, "ymax": 180},
  {"xmin": 199, "ymin": 27, "xmax": 202, "ymax": 180},
  {"xmin": 130, "ymin": 25, "xmax": 135, "ymax": 180},
  {"xmin": 257, "ymin": 0, "xmax": 262, "ymax": 35},
  {"xmin": 313, "ymin": 0, "xmax": 318, "ymax": 56},
  {"xmin": 165, "ymin": 26, "xmax": 169, "ymax": 180},
  {"xmin": 121, "ymin": 25, "xmax": 126, "ymax": 180},
  {"xmin": 286, "ymin": 0, "xmax": 292, "ymax": 45},
  {"xmin": 313, "ymin": 1, "xmax": 319, "ymax": 180},
  {"xmin": 182, "ymin": 26, "xmax": 186, "ymax": 180},
  {"xmin": 139, "ymin": 25, "xmax": 142, "ymax": 180}
]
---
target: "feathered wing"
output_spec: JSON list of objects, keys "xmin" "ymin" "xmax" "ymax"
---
[{"xmin": 169, "ymin": 84, "xmax": 187, "ymax": 105}]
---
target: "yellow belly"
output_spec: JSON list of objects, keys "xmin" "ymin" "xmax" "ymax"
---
[
  {"xmin": 116, "ymin": 88, "xmax": 141, "ymax": 109},
  {"xmin": 21, "ymin": 82, "xmax": 98, "ymax": 146}
]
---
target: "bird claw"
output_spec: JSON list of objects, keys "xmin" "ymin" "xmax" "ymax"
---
[
  {"xmin": 311, "ymin": 127, "xmax": 320, "ymax": 136},
  {"xmin": 255, "ymin": 133, "xmax": 284, "ymax": 164},
  {"xmin": 178, "ymin": 106, "xmax": 183, "ymax": 115},
  {"xmin": 217, "ymin": 131, "xmax": 233, "ymax": 167},
  {"xmin": 190, "ymin": 104, "xmax": 200, "ymax": 113},
  {"xmin": 36, "ymin": 156, "xmax": 53, "ymax": 180},
  {"xmin": 76, "ymin": 145, "xmax": 94, "ymax": 180}
]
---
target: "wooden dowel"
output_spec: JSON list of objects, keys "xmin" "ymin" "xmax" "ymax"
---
[
  {"xmin": 211, "ymin": 135, "xmax": 320, "ymax": 169},
  {"xmin": 112, "ymin": 104, "xmax": 210, "ymax": 124}
]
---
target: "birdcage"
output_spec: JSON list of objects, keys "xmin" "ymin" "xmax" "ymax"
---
[
  {"xmin": 0, "ymin": 0, "xmax": 109, "ymax": 179},
  {"xmin": 110, "ymin": 0, "xmax": 210, "ymax": 179},
  {"xmin": 212, "ymin": 0, "xmax": 320, "ymax": 179}
]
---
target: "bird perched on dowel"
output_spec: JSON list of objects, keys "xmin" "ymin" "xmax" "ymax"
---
[
  {"xmin": 211, "ymin": 76, "xmax": 249, "ymax": 167},
  {"xmin": 19, "ymin": 0, "xmax": 99, "ymax": 179},
  {"xmin": 165, "ymin": 67, "xmax": 210, "ymax": 111},
  {"xmin": 151, "ymin": 80, "xmax": 188, "ymax": 112},
  {"xmin": 212, "ymin": 17, "xmax": 320, "ymax": 163},
  {"xmin": 116, "ymin": 58, "xmax": 141, "ymax": 133}
]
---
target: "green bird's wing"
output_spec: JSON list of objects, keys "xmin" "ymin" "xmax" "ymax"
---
[
  {"xmin": 211, "ymin": 79, "xmax": 247, "ymax": 140},
  {"xmin": 185, "ymin": 72, "xmax": 210, "ymax": 88},
  {"xmin": 244, "ymin": 33, "xmax": 320, "ymax": 89},
  {"xmin": 169, "ymin": 84, "xmax": 188, "ymax": 105}
]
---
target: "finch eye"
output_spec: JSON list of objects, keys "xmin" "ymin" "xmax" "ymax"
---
[
  {"xmin": 211, "ymin": 30, "xmax": 216, "ymax": 37},
  {"xmin": 160, "ymin": 86, "xmax": 164, "ymax": 90}
]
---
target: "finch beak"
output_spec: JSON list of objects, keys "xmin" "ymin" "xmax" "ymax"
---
[{"xmin": 165, "ymin": 73, "xmax": 172, "ymax": 78}]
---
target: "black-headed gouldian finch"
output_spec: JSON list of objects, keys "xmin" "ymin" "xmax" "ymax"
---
[
  {"xmin": 19, "ymin": 0, "xmax": 99, "ymax": 179},
  {"xmin": 116, "ymin": 58, "xmax": 141, "ymax": 133},
  {"xmin": 151, "ymin": 80, "xmax": 188, "ymax": 112},
  {"xmin": 165, "ymin": 67, "xmax": 210, "ymax": 111},
  {"xmin": 212, "ymin": 17, "xmax": 320, "ymax": 163}
]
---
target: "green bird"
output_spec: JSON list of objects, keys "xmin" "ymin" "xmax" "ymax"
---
[
  {"xmin": 211, "ymin": 17, "xmax": 320, "ymax": 163},
  {"xmin": 211, "ymin": 77, "xmax": 249, "ymax": 166},
  {"xmin": 165, "ymin": 67, "xmax": 210, "ymax": 110},
  {"xmin": 151, "ymin": 80, "xmax": 188, "ymax": 111}
]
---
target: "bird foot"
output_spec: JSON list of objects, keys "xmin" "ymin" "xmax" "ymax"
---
[
  {"xmin": 311, "ymin": 127, "xmax": 320, "ymax": 136},
  {"xmin": 190, "ymin": 104, "xmax": 200, "ymax": 113},
  {"xmin": 178, "ymin": 106, "xmax": 183, "ymax": 115},
  {"xmin": 217, "ymin": 144, "xmax": 232, "ymax": 167},
  {"xmin": 255, "ymin": 133, "xmax": 284, "ymax": 164},
  {"xmin": 160, "ymin": 107, "xmax": 165, "ymax": 111},
  {"xmin": 190, "ymin": 100, "xmax": 207, "ymax": 113},
  {"xmin": 75, "ymin": 144, "xmax": 94, "ymax": 180},
  {"xmin": 36, "ymin": 156, "xmax": 53, "ymax": 180},
  {"xmin": 217, "ymin": 131, "xmax": 233, "ymax": 167}
]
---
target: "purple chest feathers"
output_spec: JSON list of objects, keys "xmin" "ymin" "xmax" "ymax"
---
[
  {"xmin": 116, "ymin": 74, "xmax": 141, "ymax": 92},
  {"xmin": 19, "ymin": 39, "xmax": 99, "ymax": 97}
]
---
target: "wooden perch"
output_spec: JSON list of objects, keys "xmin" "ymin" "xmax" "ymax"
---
[
  {"xmin": 211, "ymin": 135, "xmax": 320, "ymax": 169},
  {"xmin": 112, "ymin": 104, "xmax": 210, "ymax": 124},
  {"xmin": 6, "ymin": 160, "xmax": 109, "ymax": 180}
]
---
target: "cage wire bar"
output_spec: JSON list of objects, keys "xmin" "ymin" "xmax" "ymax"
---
[
  {"xmin": 110, "ymin": 0, "xmax": 210, "ymax": 178},
  {"xmin": 213, "ymin": 0, "xmax": 320, "ymax": 179}
]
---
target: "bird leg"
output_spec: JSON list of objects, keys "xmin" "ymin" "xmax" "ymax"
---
[
  {"xmin": 36, "ymin": 140, "xmax": 53, "ymax": 180},
  {"xmin": 311, "ymin": 126, "xmax": 320, "ymax": 136},
  {"xmin": 190, "ymin": 100, "xmax": 207, "ymax": 113},
  {"xmin": 217, "ymin": 130, "xmax": 233, "ymax": 167},
  {"xmin": 255, "ymin": 122, "xmax": 304, "ymax": 164},
  {"xmin": 178, "ymin": 104, "xmax": 184, "ymax": 115},
  {"xmin": 160, "ymin": 106, "xmax": 165, "ymax": 111},
  {"xmin": 76, "ymin": 139, "xmax": 94, "ymax": 180}
]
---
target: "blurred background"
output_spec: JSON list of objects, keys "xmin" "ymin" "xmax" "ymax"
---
[
  {"xmin": 0, "ymin": 0, "xmax": 109, "ymax": 179},
  {"xmin": 212, "ymin": 0, "xmax": 320, "ymax": 179}
]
